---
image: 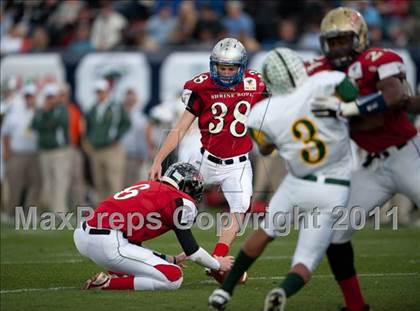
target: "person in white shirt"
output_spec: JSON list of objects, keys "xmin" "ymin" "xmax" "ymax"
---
[{"xmin": 1, "ymin": 84, "xmax": 41, "ymax": 217}]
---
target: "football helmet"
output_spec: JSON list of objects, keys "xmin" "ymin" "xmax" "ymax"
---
[
  {"xmin": 161, "ymin": 162, "xmax": 204, "ymax": 202},
  {"xmin": 320, "ymin": 7, "xmax": 368, "ymax": 69},
  {"xmin": 210, "ymin": 38, "xmax": 247, "ymax": 88},
  {"xmin": 261, "ymin": 48, "xmax": 308, "ymax": 95}
]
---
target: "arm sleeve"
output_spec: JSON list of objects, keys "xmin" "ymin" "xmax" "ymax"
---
[{"xmin": 173, "ymin": 227, "xmax": 200, "ymax": 256}]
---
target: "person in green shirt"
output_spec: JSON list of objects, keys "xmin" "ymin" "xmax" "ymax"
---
[
  {"xmin": 32, "ymin": 83, "xmax": 72, "ymax": 213},
  {"xmin": 83, "ymin": 79, "xmax": 131, "ymax": 202}
]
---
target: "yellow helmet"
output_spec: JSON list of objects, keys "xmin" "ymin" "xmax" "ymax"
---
[{"xmin": 320, "ymin": 7, "xmax": 368, "ymax": 69}]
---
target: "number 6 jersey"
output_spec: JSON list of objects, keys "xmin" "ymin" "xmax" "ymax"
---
[
  {"xmin": 248, "ymin": 71, "xmax": 353, "ymax": 179},
  {"xmin": 183, "ymin": 69, "xmax": 267, "ymax": 158}
]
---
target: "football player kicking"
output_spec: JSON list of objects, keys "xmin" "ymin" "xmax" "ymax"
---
[
  {"xmin": 306, "ymin": 7, "xmax": 420, "ymax": 311},
  {"xmin": 149, "ymin": 38, "xmax": 267, "ymax": 283},
  {"xmin": 209, "ymin": 48, "xmax": 360, "ymax": 310},
  {"xmin": 74, "ymin": 162, "xmax": 233, "ymax": 290}
]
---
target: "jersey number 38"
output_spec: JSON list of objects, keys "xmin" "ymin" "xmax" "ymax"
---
[{"xmin": 209, "ymin": 100, "xmax": 251, "ymax": 137}]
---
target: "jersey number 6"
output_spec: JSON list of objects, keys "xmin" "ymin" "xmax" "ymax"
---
[{"xmin": 291, "ymin": 118, "xmax": 327, "ymax": 165}]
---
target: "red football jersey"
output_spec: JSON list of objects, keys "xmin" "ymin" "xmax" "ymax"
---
[
  {"xmin": 87, "ymin": 181, "xmax": 197, "ymax": 244},
  {"xmin": 183, "ymin": 69, "xmax": 267, "ymax": 158},
  {"xmin": 306, "ymin": 49, "xmax": 417, "ymax": 153}
]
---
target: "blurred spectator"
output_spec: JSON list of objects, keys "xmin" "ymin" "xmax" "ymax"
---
[
  {"xmin": 222, "ymin": 1, "xmax": 255, "ymax": 38},
  {"xmin": 276, "ymin": 18, "xmax": 298, "ymax": 46},
  {"xmin": 0, "ymin": 23, "xmax": 30, "ymax": 55},
  {"xmin": 1, "ymin": 84, "xmax": 41, "ymax": 218},
  {"xmin": 60, "ymin": 83, "xmax": 87, "ymax": 208},
  {"xmin": 84, "ymin": 79, "xmax": 130, "ymax": 202},
  {"xmin": 29, "ymin": 26, "xmax": 50, "ymax": 52},
  {"xmin": 67, "ymin": 22, "xmax": 94, "ymax": 52},
  {"xmin": 90, "ymin": 1, "xmax": 127, "ymax": 50},
  {"xmin": 193, "ymin": 4, "xmax": 224, "ymax": 44},
  {"xmin": 125, "ymin": 21, "xmax": 159, "ymax": 52},
  {"xmin": 170, "ymin": 1, "xmax": 198, "ymax": 45},
  {"xmin": 345, "ymin": 0, "xmax": 383, "ymax": 28},
  {"xmin": 121, "ymin": 89, "xmax": 148, "ymax": 186},
  {"xmin": 32, "ymin": 83, "xmax": 72, "ymax": 213},
  {"xmin": 298, "ymin": 21, "xmax": 321, "ymax": 51},
  {"xmin": 146, "ymin": 5, "xmax": 176, "ymax": 46},
  {"xmin": 48, "ymin": 0, "xmax": 83, "ymax": 30},
  {"xmin": 246, "ymin": 1, "xmax": 279, "ymax": 44},
  {"xmin": 0, "ymin": 77, "xmax": 23, "ymax": 116},
  {"xmin": 369, "ymin": 25, "xmax": 385, "ymax": 46}
]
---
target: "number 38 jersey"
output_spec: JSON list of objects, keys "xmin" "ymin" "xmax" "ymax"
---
[
  {"xmin": 183, "ymin": 69, "xmax": 267, "ymax": 158},
  {"xmin": 248, "ymin": 71, "xmax": 352, "ymax": 179}
]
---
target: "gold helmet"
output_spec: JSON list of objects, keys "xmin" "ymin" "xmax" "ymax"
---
[{"xmin": 320, "ymin": 7, "xmax": 368, "ymax": 69}]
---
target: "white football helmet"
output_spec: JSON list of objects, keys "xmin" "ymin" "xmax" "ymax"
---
[
  {"xmin": 210, "ymin": 38, "xmax": 247, "ymax": 88},
  {"xmin": 261, "ymin": 48, "xmax": 308, "ymax": 95}
]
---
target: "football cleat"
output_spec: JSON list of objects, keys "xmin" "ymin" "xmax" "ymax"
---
[
  {"xmin": 263, "ymin": 288, "xmax": 286, "ymax": 311},
  {"xmin": 208, "ymin": 288, "xmax": 231, "ymax": 310},
  {"xmin": 84, "ymin": 272, "xmax": 111, "ymax": 290}
]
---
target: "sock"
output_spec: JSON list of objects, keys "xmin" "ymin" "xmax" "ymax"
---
[
  {"xmin": 280, "ymin": 272, "xmax": 305, "ymax": 298},
  {"xmin": 212, "ymin": 242, "xmax": 230, "ymax": 257},
  {"xmin": 326, "ymin": 242, "xmax": 365, "ymax": 311},
  {"xmin": 221, "ymin": 249, "xmax": 255, "ymax": 295},
  {"xmin": 107, "ymin": 276, "xmax": 134, "ymax": 290},
  {"xmin": 338, "ymin": 276, "xmax": 366, "ymax": 311}
]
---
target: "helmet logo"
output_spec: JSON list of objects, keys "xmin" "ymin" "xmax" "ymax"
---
[{"xmin": 350, "ymin": 12, "xmax": 359, "ymax": 27}]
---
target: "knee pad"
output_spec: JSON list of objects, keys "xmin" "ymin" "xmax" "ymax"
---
[
  {"xmin": 154, "ymin": 264, "xmax": 183, "ymax": 282},
  {"xmin": 326, "ymin": 242, "xmax": 356, "ymax": 281}
]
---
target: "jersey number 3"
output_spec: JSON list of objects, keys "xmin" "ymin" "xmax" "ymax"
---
[
  {"xmin": 291, "ymin": 118, "xmax": 327, "ymax": 165},
  {"xmin": 209, "ymin": 101, "xmax": 251, "ymax": 137}
]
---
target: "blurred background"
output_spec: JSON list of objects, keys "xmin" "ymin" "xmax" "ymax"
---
[{"xmin": 1, "ymin": 0, "xmax": 419, "ymax": 225}]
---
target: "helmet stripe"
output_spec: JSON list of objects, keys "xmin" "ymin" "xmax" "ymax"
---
[{"xmin": 274, "ymin": 50, "xmax": 296, "ymax": 88}]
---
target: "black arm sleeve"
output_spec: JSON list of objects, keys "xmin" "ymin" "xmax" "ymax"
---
[{"xmin": 174, "ymin": 227, "xmax": 199, "ymax": 256}]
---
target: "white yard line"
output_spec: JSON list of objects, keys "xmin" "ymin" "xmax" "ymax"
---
[
  {"xmin": 1, "ymin": 259, "xmax": 85, "ymax": 265},
  {"xmin": 1, "ymin": 272, "xmax": 417, "ymax": 294},
  {"xmin": 197, "ymin": 272, "xmax": 419, "ymax": 284},
  {"xmin": 0, "ymin": 286, "xmax": 77, "ymax": 294}
]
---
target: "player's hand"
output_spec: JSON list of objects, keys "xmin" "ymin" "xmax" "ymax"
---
[
  {"xmin": 310, "ymin": 95, "xmax": 342, "ymax": 118},
  {"xmin": 174, "ymin": 252, "xmax": 187, "ymax": 266},
  {"xmin": 215, "ymin": 256, "xmax": 234, "ymax": 272},
  {"xmin": 148, "ymin": 161, "xmax": 162, "ymax": 180}
]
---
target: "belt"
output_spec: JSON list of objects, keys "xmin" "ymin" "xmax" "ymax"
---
[
  {"xmin": 362, "ymin": 142, "xmax": 407, "ymax": 168},
  {"xmin": 82, "ymin": 221, "xmax": 111, "ymax": 235},
  {"xmin": 200, "ymin": 147, "xmax": 247, "ymax": 165},
  {"xmin": 302, "ymin": 175, "xmax": 350, "ymax": 187}
]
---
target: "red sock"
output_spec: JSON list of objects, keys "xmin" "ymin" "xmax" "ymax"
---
[
  {"xmin": 338, "ymin": 276, "xmax": 365, "ymax": 311},
  {"xmin": 212, "ymin": 243, "xmax": 230, "ymax": 257},
  {"xmin": 107, "ymin": 276, "xmax": 134, "ymax": 290}
]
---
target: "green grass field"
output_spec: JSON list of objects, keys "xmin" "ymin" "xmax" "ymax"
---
[{"xmin": 1, "ymin": 222, "xmax": 419, "ymax": 311}]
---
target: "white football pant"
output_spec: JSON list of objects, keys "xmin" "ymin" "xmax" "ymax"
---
[
  {"xmin": 332, "ymin": 134, "xmax": 420, "ymax": 243},
  {"xmin": 74, "ymin": 223, "xmax": 183, "ymax": 290},
  {"xmin": 263, "ymin": 174, "xmax": 349, "ymax": 272}
]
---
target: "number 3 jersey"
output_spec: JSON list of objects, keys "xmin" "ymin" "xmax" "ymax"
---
[
  {"xmin": 182, "ymin": 69, "xmax": 267, "ymax": 158},
  {"xmin": 247, "ymin": 71, "xmax": 352, "ymax": 179}
]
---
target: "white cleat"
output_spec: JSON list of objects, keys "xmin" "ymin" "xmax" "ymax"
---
[
  {"xmin": 208, "ymin": 288, "xmax": 231, "ymax": 310},
  {"xmin": 263, "ymin": 288, "xmax": 286, "ymax": 311},
  {"xmin": 84, "ymin": 272, "xmax": 111, "ymax": 290}
]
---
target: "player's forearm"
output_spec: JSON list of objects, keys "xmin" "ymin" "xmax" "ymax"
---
[{"xmin": 188, "ymin": 247, "xmax": 220, "ymax": 270}]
